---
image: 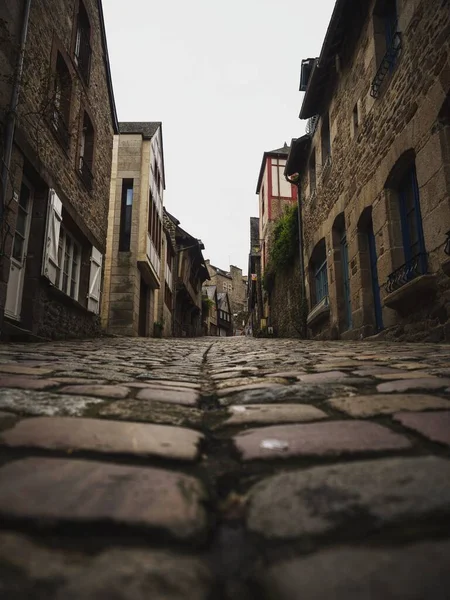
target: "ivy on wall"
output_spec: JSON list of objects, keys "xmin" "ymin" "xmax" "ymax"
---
[{"xmin": 263, "ymin": 204, "xmax": 299, "ymax": 292}]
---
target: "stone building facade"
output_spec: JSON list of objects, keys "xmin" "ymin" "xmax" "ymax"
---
[
  {"xmin": 205, "ymin": 260, "xmax": 248, "ymax": 333},
  {"xmin": 167, "ymin": 213, "xmax": 209, "ymax": 338},
  {"xmin": 286, "ymin": 0, "xmax": 450, "ymax": 341},
  {"xmin": 0, "ymin": 0, "xmax": 117, "ymax": 339},
  {"xmin": 102, "ymin": 122, "xmax": 166, "ymax": 337}
]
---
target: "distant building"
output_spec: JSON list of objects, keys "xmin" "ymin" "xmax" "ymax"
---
[
  {"xmin": 166, "ymin": 213, "xmax": 209, "ymax": 337},
  {"xmin": 217, "ymin": 292, "xmax": 233, "ymax": 336},
  {"xmin": 0, "ymin": 0, "xmax": 118, "ymax": 339},
  {"xmin": 202, "ymin": 284, "xmax": 218, "ymax": 336},
  {"xmin": 205, "ymin": 260, "xmax": 248, "ymax": 333},
  {"xmin": 255, "ymin": 144, "xmax": 297, "ymax": 274},
  {"xmin": 102, "ymin": 122, "xmax": 165, "ymax": 336},
  {"xmin": 247, "ymin": 216, "xmax": 262, "ymax": 334}
]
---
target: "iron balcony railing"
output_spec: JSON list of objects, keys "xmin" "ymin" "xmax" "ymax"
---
[
  {"xmin": 386, "ymin": 252, "xmax": 428, "ymax": 294},
  {"xmin": 79, "ymin": 156, "xmax": 94, "ymax": 191},
  {"xmin": 370, "ymin": 32, "xmax": 402, "ymax": 98},
  {"xmin": 50, "ymin": 106, "xmax": 70, "ymax": 148},
  {"xmin": 306, "ymin": 115, "xmax": 319, "ymax": 136}
]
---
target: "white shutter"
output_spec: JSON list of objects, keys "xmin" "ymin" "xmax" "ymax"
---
[
  {"xmin": 42, "ymin": 189, "xmax": 62, "ymax": 284},
  {"xmin": 87, "ymin": 246, "xmax": 102, "ymax": 313}
]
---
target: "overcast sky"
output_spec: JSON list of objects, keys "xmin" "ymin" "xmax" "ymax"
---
[{"xmin": 102, "ymin": 0, "xmax": 335, "ymax": 273}]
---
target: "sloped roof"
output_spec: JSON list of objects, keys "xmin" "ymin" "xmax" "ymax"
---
[
  {"xmin": 118, "ymin": 122, "xmax": 161, "ymax": 139},
  {"xmin": 217, "ymin": 292, "xmax": 230, "ymax": 312},
  {"xmin": 203, "ymin": 285, "xmax": 217, "ymax": 300}
]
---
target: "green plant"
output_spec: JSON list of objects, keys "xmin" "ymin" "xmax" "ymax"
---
[{"xmin": 263, "ymin": 205, "xmax": 299, "ymax": 293}]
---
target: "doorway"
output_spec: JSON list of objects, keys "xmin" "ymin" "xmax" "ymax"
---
[
  {"xmin": 138, "ymin": 278, "xmax": 149, "ymax": 336},
  {"xmin": 5, "ymin": 181, "xmax": 34, "ymax": 320}
]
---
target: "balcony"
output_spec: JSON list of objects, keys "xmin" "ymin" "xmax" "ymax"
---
[
  {"xmin": 165, "ymin": 262, "xmax": 173, "ymax": 290},
  {"xmin": 307, "ymin": 296, "xmax": 330, "ymax": 327},
  {"xmin": 384, "ymin": 253, "xmax": 437, "ymax": 311},
  {"xmin": 79, "ymin": 156, "xmax": 93, "ymax": 191},
  {"xmin": 147, "ymin": 234, "xmax": 161, "ymax": 278},
  {"xmin": 306, "ymin": 115, "xmax": 319, "ymax": 136},
  {"xmin": 386, "ymin": 253, "xmax": 428, "ymax": 294},
  {"xmin": 370, "ymin": 32, "xmax": 402, "ymax": 98}
]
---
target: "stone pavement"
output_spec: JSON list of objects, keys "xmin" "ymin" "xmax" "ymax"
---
[{"xmin": 0, "ymin": 337, "xmax": 449, "ymax": 599}]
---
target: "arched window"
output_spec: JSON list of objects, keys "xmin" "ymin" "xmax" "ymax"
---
[
  {"xmin": 309, "ymin": 238, "xmax": 328, "ymax": 308},
  {"xmin": 385, "ymin": 153, "xmax": 427, "ymax": 292}
]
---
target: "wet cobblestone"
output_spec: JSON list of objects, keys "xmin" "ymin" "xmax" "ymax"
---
[{"xmin": 0, "ymin": 337, "xmax": 449, "ymax": 598}]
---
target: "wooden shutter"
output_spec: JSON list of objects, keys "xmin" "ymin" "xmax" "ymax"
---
[
  {"xmin": 42, "ymin": 189, "xmax": 62, "ymax": 284},
  {"xmin": 87, "ymin": 246, "xmax": 102, "ymax": 313}
]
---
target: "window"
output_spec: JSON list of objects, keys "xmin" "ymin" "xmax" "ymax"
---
[
  {"xmin": 398, "ymin": 165, "xmax": 426, "ymax": 271},
  {"xmin": 51, "ymin": 53, "xmax": 71, "ymax": 149},
  {"xmin": 74, "ymin": 1, "xmax": 91, "ymax": 84},
  {"xmin": 309, "ymin": 238, "xmax": 328, "ymax": 308},
  {"xmin": 55, "ymin": 226, "xmax": 81, "ymax": 299},
  {"xmin": 309, "ymin": 149, "xmax": 316, "ymax": 195},
  {"xmin": 79, "ymin": 111, "xmax": 94, "ymax": 190},
  {"xmin": 314, "ymin": 259, "xmax": 328, "ymax": 305},
  {"xmin": 119, "ymin": 179, "xmax": 133, "ymax": 251},
  {"xmin": 371, "ymin": 0, "xmax": 401, "ymax": 98},
  {"xmin": 148, "ymin": 189, "xmax": 162, "ymax": 257}
]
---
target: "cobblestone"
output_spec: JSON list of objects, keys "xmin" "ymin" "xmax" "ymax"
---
[
  {"xmin": 235, "ymin": 420, "xmax": 411, "ymax": 460},
  {"xmin": 393, "ymin": 411, "xmax": 450, "ymax": 446},
  {"xmin": 0, "ymin": 417, "xmax": 203, "ymax": 461},
  {"xmin": 0, "ymin": 457, "xmax": 208, "ymax": 541},
  {"xmin": 257, "ymin": 540, "xmax": 450, "ymax": 599},
  {"xmin": 0, "ymin": 337, "xmax": 449, "ymax": 597}
]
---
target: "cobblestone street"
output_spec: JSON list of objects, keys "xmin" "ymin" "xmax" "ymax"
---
[{"xmin": 0, "ymin": 337, "xmax": 450, "ymax": 598}]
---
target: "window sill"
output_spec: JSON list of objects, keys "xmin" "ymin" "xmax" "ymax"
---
[
  {"xmin": 307, "ymin": 296, "xmax": 330, "ymax": 327},
  {"xmin": 383, "ymin": 274, "xmax": 438, "ymax": 311},
  {"xmin": 44, "ymin": 278, "xmax": 93, "ymax": 314}
]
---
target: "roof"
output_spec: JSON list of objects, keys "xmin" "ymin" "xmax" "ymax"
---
[
  {"xmin": 250, "ymin": 217, "xmax": 259, "ymax": 248},
  {"xmin": 208, "ymin": 263, "xmax": 232, "ymax": 279},
  {"xmin": 118, "ymin": 122, "xmax": 161, "ymax": 139},
  {"xmin": 118, "ymin": 122, "xmax": 166, "ymax": 189},
  {"xmin": 300, "ymin": 0, "xmax": 365, "ymax": 119},
  {"xmin": 217, "ymin": 293, "xmax": 230, "ymax": 311},
  {"xmin": 203, "ymin": 285, "xmax": 217, "ymax": 300},
  {"xmin": 284, "ymin": 135, "xmax": 312, "ymax": 179},
  {"xmin": 97, "ymin": 1, "xmax": 119, "ymax": 133}
]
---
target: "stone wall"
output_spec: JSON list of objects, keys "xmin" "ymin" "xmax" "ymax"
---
[
  {"xmin": 1, "ymin": 0, "xmax": 116, "ymax": 339},
  {"xmin": 268, "ymin": 257, "xmax": 305, "ymax": 338},
  {"xmin": 300, "ymin": 0, "xmax": 450, "ymax": 342}
]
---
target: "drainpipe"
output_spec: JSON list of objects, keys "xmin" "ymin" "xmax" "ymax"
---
[
  {"xmin": 0, "ymin": 0, "xmax": 32, "ymax": 225},
  {"xmin": 296, "ymin": 179, "xmax": 307, "ymax": 338},
  {"xmin": 286, "ymin": 173, "xmax": 307, "ymax": 338}
]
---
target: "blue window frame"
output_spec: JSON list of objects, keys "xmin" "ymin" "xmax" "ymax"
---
[
  {"xmin": 314, "ymin": 259, "xmax": 328, "ymax": 305},
  {"xmin": 398, "ymin": 164, "xmax": 427, "ymax": 274}
]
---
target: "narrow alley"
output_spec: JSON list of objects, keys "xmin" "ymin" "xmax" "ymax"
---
[{"xmin": 0, "ymin": 337, "xmax": 449, "ymax": 598}]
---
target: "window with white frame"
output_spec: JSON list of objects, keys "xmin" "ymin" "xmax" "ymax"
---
[
  {"xmin": 42, "ymin": 189, "xmax": 102, "ymax": 313},
  {"xmin": 55, "ymin": 226, "xmax": 81, "ymax": 299}
]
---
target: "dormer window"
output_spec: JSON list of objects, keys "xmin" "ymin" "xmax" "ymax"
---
[{"xmin": 74, "ymin": 1, "xmax": 91, "ymax": 84}]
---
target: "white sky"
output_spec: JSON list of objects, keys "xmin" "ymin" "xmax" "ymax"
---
[{"xmin": 102, "ymin": 0, "xmax": 336, "ymax": 273}]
